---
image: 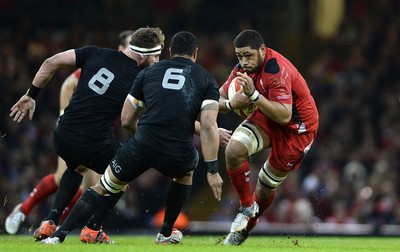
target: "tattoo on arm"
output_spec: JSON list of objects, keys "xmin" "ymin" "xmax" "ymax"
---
[
  {"xmin": 201, "ymin": 102, "xmax": 219, "ymax": 111},
  {"xmin": 133, "ymin": 106, "xmax": 144, "ymax": 119}
]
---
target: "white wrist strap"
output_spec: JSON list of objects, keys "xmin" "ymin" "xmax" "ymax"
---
[
  {"xmin": 249, "ymin": 89, "xmax": 260, "ymax": 102},
  {"xmin": 225, "ymin": 100, "xmax": 232, "ymax": 110}
]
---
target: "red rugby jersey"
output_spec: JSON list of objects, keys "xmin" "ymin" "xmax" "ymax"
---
[{"xmin": 222, "ymin": 47, "xmax": 319, "ymax": 134}]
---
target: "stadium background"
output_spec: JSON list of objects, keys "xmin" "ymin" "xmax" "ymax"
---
[{"xmin": 0, "ymin": 0, "xmax": 399, "ymax": 235}]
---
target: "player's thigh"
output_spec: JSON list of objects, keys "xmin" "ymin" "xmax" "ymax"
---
[
  {"xmin": 156, "ymin": 149, "xmax": 199, "ymax": 179},
  {"xmin": 246, "ymin": 112, "xmax": 273, "ymax": 149},
  {"xmin": 268, "ymin": 129, "xmax": 316, "ymax": 172},
  {"xmin": 110, "ymin": 138, "xmax": 151, "ymax": 182},
  {"xmin": 54, "ymin": 131, "xmax": 120, "ymax": 174},
  {"xmin": 83, "ymin": 138, "xmax": 121, "ymax": 174}
]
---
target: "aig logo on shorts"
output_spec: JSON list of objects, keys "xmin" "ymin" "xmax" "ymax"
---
[{"xmin": 111, "ymin": 159, "xmax": 122, "ymax": 173}]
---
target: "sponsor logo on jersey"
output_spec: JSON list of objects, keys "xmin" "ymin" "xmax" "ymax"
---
[{"xmin": 111, "ymin": 159, "xmax": 122, "ymax": 173}]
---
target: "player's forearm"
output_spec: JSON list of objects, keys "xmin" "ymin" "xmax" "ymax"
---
[
  {"xmin": 218, "ymin": 88, "xmax": 231, "ymax": 114},
  {"xmin": 33, "ymin": 50, "xmax": 76, "ymax": 89},
  {"xmin": 218, "ymin": 98, "xmax": 231, "ymax": 114},
  {"xmin": 200, "ymin": 124, "xmax": 219, "ymax": 161},
  {"xmin": 256, "ymin": 96, "xmax": 292, "ymax": 125},
  {"xmin": 32, "ymin": 57, "xmax": 62, "ymax": 88}
]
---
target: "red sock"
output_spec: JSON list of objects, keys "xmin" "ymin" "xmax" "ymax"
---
[
  {"xmin": 247, "ymin": 191, "xmax": 275, "ymax": 232},
  {"xmin": 227, "ymin": 161, "xmax": 253, "ymax": 207},
  {"xmin": 20, "ymin": 174, "xmax": 58, "ymax": 215},
  {"xmin": 58, "ymin": 188, "xmax": 83, "ymax": 225}
]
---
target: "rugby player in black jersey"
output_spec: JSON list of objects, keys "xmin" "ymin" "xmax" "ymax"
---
[
  {"xmin": 10, "ymin": 27, "xmax": 165, "ymax": 244},
  {"xmin": 39, "ymin": 31, "xmax": 223, "ymax": 245}
]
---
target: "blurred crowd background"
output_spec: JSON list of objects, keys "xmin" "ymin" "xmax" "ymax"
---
[{"xmin": 1, "ymin": 0, "xmax": 399, "ymax": 235}]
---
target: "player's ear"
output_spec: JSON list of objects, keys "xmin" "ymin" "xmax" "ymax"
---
[
  {"xmin": 192, "ymin": 48, "xmax": 198, "ymax": 62},
  {"xmin": 169, "ymin": 47, "xmax": 172, "ymax": 58},
  {"xmin": 259, "ymin": 44, "xmax": 266, "ymax": 57}
]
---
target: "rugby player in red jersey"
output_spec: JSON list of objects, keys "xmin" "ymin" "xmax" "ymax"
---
[{"xmin": 219, "ymin": 29, "xmax": 319, "ymax": 245}]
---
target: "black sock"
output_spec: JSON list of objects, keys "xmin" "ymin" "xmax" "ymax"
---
[
  {"xmin": 46, "ymin": 169, "xmax": 82, "ymax": 225},
  {"xmin": 86, "ymin": 191, "xmax": 124, "ymax": 231},
  {"xmin": 52, "ymin": 188, "xmax": 104, "ymax": 242},
  {"xmin": 160, "ymin": 182, "xmax": 192, "ymax": 237}
]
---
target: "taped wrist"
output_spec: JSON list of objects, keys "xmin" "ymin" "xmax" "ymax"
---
[
  {"xmin": 224, "ymin": 100, "xmax": 232, "ymax": 110},
  {"xmin": 205, "ymin": 159, "xmax": 218, "ymax": 174},
  {"xmin": 26, "ymin": 84, "xmax": 42, "ymax": 100},
  {"xmin": 249, "ymin": 89, "xmax": 260, "ymax": 102}
]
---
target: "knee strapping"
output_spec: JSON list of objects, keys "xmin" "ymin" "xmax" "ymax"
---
[
  {"xmin": 258, "ymin": 163, "xmax": 287, "ymax": 190},
  {"xmin": 100, "ymin": 171, "xmax": 124, "ymax": 194},
  {"xmin": 231, "ymin": 121, "xmax": 263, "ymax": 155}
]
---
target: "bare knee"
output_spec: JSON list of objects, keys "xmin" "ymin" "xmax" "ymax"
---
[{"xmin": 225, "ymin": 140, "xmax": 248, "ymax": 170}]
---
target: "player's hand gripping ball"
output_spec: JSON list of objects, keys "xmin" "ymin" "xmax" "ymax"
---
[{"xmin": 227, "ymin": 77, "xmax": 256, "ymax": 117}]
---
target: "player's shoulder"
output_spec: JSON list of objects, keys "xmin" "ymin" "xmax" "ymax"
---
[
  {"xmin": 76, "ymin": 45, "xmax": 117, "ymax": 56},
  {"xmin": 152, "ymin": 57, "xmax": 199, "ymax": 72},
  {"xmin": 263, "ymin": 58, "xmax": 280, "ymax": 75},
  {"xmin": 190, "ymin": 62, "xmax": 216, "ymax": 83},
  {"xmin": 75, "ymin": 46, "xmax": 109, "ymax": 61},
  {"xmin": 263, "ymin": 48, "xmax": 296, "ymax": 75}
]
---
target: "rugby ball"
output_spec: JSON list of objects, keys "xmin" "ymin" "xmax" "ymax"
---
[{"xmin": 227, "ymin": 77, "xmax": 255, "ymax": 117}]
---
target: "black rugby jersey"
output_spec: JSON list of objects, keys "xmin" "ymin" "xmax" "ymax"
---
[
  {"xmin": 56, "ymin": 46, "xmax": 140, "ymax": 144},
  {"xmin": 131, "ymin": 56, "xmax": 219, "ymax": 156}
]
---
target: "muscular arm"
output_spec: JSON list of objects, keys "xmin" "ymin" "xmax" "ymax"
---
[
  {"xmin": 255, "ymin": 98, "xmax": 292, "ymax": 125},
  {"xmin": 200, "ymin": 100, "xmax": 223, "ymax": 201},
  {"xmin": 120, "ymin": 94, "xmax": 144, "ymax": 134},
  {"xmin": 199, "ymin": 101, "xmax": 219, "ymax": 161},
  {"xmin": 59, "ymin": 71, "xmax": 79, "ymax": 114},
  {"xmin": 238, "ymin": 72, "xmax": 292, "ymax": 125},
  {"xmin": 194, "ymin": 121, "xmax": 232, "ymax": 148},
  {"xmin": 10, "ymin": 49, "xmax": 76, "ymax": 122},
  {"xmin": 32, "ymin": 49, "xmax": 76, "ymax": 88},
  {"xmin": 218, "ymin": 87, "xmax": 230, "ymax": 114}
]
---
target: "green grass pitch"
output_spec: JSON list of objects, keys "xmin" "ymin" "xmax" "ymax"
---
[{"xmin": 0, "ymin": 235, "xmax": 399, "ymax": 252}]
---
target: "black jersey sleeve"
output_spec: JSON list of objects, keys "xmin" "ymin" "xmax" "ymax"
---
[
  {"xmin": 130, "ymin": 68, "xmax": 147, "ymax": 102},
  {"xmin": 204, "ymin": 73, "xmax": 219, "ymax": 102}
]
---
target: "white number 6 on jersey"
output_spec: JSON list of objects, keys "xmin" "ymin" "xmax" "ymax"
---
[{"xmin": 162, "ymin": 68, "xmax": 185, "ymax": 90}]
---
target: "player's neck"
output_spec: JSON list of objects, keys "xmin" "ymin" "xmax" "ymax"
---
[
  {"xmin": 124, "ymin": 50, "xmax": 141, "ymax": 65},
  {"xmin": 172, "ymin": 54, "xmax": 194, "ymax": 62}
]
